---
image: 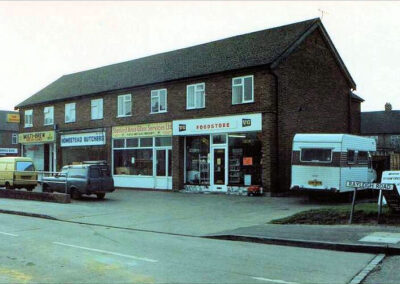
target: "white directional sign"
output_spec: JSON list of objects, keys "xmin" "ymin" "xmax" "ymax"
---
[{"xmin": 346, "ymin": 181, "xmax": 394, "ymax": 191}]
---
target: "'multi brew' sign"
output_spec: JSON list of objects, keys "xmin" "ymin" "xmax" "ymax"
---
[{"xmin": 346, "ymin": 181, "xmax": 394, "ymax": 190}]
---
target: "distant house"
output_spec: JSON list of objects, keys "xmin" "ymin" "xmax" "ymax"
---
[
  {"xmin": 0, "ymin": 110, "xmax": 20, "ymax": 157},
  {"xmin": 361, "ymin": 103, "xmax": 400, "ymax": 173}
]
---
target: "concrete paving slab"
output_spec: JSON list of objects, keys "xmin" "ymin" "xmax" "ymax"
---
[{"xmin": 359, "ymin": 232, "xmax": 400, "ymax": 244}]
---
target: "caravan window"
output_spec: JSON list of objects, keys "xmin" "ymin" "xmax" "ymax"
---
[
  {"xmin": 300, "ymin": 149, "xmax": 332, "ymax": 163},
  {"xmin": 347, "ymin": 150, "xmax": 356, "ymax": 164},
  {"xmin": 358, "ymin": 151, "xmax": 368, "ymax": 164}
]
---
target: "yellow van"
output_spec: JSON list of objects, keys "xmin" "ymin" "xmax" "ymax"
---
[{"xmin": 0, "ymin": 157, "xmax": 37, "ymax": 191}]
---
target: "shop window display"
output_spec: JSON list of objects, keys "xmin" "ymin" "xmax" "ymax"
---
[
  {"xmin": 186, "ymin": 136, "xmax": 210, "ymax": 185},
  {"xmin": 114, "ymin": 149, "xmax": 153, "ymax": 176},
  {"xmin": 228, "ymin": 133, "xmax": 261, "ymax": 185}
]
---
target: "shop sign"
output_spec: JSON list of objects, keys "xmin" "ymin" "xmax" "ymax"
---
[
  {"xmin": 19, "ymin": 131, "xmax": 55, "ymax": 144},
  {"xmin": 173, "ymin": 113, "xmax": 262, "ymax": 136},
  {"xmin": 112, "ymin": 122, "xmax": 172, "ymax": 138},
  {"xmin": 61, "ymin": 132, "xmax": 106, "ymax": 147},
  {"xmin": 0, "ymin": 148, "xmax": 18, "ymax": 154},
  {"xmin": 7, "ymin": 113, "xmax": 20, "ymax": 123}
]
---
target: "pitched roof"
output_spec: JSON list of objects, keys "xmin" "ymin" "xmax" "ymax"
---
[
  {"xmin": 16, "ymin": 18, "xmax": 355, "ymax": 108},
  {"xmin": 351, "ymin": 92, "xmax": 364, "ymax": 102},
  {"xmin": 361, "ymin": 111, "xmax": 400, "ymax": 134}
]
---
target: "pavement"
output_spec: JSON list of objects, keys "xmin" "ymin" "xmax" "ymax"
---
[{"xmin": 1, "ymin": 188, "xmax": 400, "ymax": 255}]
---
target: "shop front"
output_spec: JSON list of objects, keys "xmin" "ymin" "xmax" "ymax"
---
[
  {"xmin": 173, "ymin": 113, "xmax": 262, "ymax": 193},
  {"xmin": 60, "ymin": 130, "xmax": 107, "ymax": 167},
  {"xmin": 0, "ymin": 148, "xmax": 18, "ymax": 157},
  {"xmin": 19, "ymin": 130, "xmax": 56, "ymax": 172},
  {"xmin": 112, "ymin": 122, "xmax": 172, "ymax": 189}
]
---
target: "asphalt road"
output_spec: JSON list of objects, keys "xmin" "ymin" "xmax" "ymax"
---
[{"xmin": 0, "ymin": 213, "xmax": 378, "ymax": 284}]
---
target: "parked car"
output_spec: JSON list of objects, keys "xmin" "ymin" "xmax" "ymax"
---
[
  {"xmin": 41, "ymin": 164, "xmax": 114, "ymax": 199},
  {"xmin": 0, "ymin": 157, "xmax": 37, "ymax": 191}
]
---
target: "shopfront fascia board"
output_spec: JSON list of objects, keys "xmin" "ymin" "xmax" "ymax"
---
[
  {"xmin": 19, "ymin": 131, "xmax": 55, "ymax": 144},
  {"xmin": 0, "ymin": 148, "xmax": 18, "ymax": 154},
  {"xmin": 61, "ymin": 131, "xmax": 106, "ymax": 147},
  {"xmin": 173, "ymin": 113, "xmax": 262, "ymax": 136},
  {"xmin": 112, "ymin": 121, "xmax": 172, "ymax": 139}
]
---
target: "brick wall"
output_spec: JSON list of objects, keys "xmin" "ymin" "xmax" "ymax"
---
[
  {"xmin": 274, "ymin": 28, "xmax": 354, "ymax": 192},
  {"xmin": 0, "ymin": 131, "xmax": 19, "ymax": 150},
  {"xmin": 350, "ymin": 99, "xmax": 361, "ymax": 134}
]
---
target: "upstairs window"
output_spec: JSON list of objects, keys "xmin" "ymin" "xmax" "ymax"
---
[
  {"xmin": 117, "ymin": 94, "xmax": 132, "ymax": 117},
  {"xmin": 44, "ymin": 106, "xmax": 54, "ymax": 125},
  {"xmin": 91, "ymin": 98, "xmax": 103, "ymax": 120},
  {"xmin": 232, "ymin": 75, "xmax": 254, "ymax": 104},
  {"xmin": 24, "ymin": 109, "xmax": 33, "ymax": 128},
  {"xmin": 12, "ymin": 133, "xmax": 18, "ymax": 144},
  {"xmin": 187, "ymin": 83, "xmax": 205, "ymax": 109},
  {"xmin": 151, "ymin": 89, "xmax": 167, "ymax": 113},
  {"xmin": 65, "ymin": 103, "xmax": 76, "ymax": 123}
]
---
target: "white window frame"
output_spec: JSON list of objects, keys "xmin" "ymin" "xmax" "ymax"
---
[
  {"xmin": 12, "ymin": 133, "xmax": 18, "ymax": 144},
  {"xmin": 91, "ymin": 98, "xmax": 103, "ymax": 120},
  {"xmin": 150, "ymin": 89, "xmax": 168, "ymax": 114},
  {"xmin": 186, "ymin": 83, "xmax": 205, "ymax": 110},
  {"xmin": 232, "ymin": 75, "xmax": 254, "ymax": 105},
  {"xmin": 43, "ymin": 106, "xmax": 54, "ymax": 125},
  {"xmin": 24, "ymin": 109, "xmax": 33, "ymax": 128},
  {"xmin": 65, "ymin": 102, "xmax": 76, "ymax": 123},
  {"xmin": 117, "ymin": 94, "xmax": 132, "ymax": 117}
]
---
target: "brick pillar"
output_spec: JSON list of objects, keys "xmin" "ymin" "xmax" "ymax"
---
[
  {"xmin": 261, "ymin": 112, "xmax": 278, "ymax": 195},
  {"xmin": 172, "ymin": 136, "xmax": 184, "ymax": 191}
]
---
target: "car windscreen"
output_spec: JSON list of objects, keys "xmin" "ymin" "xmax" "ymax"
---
[
  {"xmin": 68, "ymin": 168, "xmax": 87, "ymax": 178},
  {"xmin": 16, "ymin": 161, "xmax": 35, "ymax": 171},
  {"xmin": 300, "ymin": 148, "xmax": 332, "ymax": 163}
]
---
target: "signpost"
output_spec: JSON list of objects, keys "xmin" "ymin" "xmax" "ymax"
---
[{"xmin": 345, "ymin": 181, "xmax": 394, "ymax": 224}]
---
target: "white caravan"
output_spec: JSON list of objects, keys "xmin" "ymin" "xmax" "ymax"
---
[{"xmin": 290, "ymin": 134, "xmax": 377, "ymax": 193}]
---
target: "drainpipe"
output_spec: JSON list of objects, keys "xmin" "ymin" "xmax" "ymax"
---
[{"xmin": 270, "ymin": 70, "xmax": 280, "ymax": 193}]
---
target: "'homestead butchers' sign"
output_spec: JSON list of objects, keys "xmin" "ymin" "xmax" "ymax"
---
[{"xmin": 61, "ymin": 132, "xmax": 106, "ymax": 147}]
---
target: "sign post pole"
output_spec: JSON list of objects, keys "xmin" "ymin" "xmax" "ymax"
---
[
  {"xmin": 349, "ymin": 187, "xmax": 358, "ymax": 224},
  {"xmin": 377, "ymin": 189, "xmax": 383, "ymax": 224}
]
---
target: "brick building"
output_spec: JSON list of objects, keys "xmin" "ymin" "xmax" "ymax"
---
[
  {"xmin": 0, "ymin": 110, "xmax": 19, "ymax": 157},
  {"xmin": 15, "ymin": 18, "xmax": 362, "ymax": 194}
]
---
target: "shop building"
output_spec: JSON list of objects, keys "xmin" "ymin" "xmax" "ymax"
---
[
  {"xmin": 0, "ymin": 111, "xmax": 19, "ymax": 157},
  {"xmin": 15, "ymin": 18, "xmax": 362, "ymax": 193}
]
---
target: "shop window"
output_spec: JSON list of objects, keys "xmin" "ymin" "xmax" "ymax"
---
[
  {"xmin": 113, "ymin": 139, "xmax": 124, "ymax": 148},
  {"xmin": 44, "ymin": 106, "xmax": 54, "ymax": 125},
  {"xmin": 347, "ymin": 150, "xmax": 356, "ymax": 164},
  {"xmin": 114, "ymin": 149, "xmax": 153, "ymax": 176},
  {"xmin": 12, "ymin": 133, "xmax": 18, "ymax": 145},
  {"xmin": 155, "ymin": 137, "xmax": 172, "ymax": 147},
  {"xmin": 187, "ymin": 83, "xmax": 205, "ymax": 109},
  {"xmin": 65, "ymin": 103, "xmax": 76, "ymax": 123},
  {"xmin": 91, "ymin": 99, "xmax": 103, "ymax": 120},
  {"xmin": 232, "ymin": 75, "xmax": 254, "ymax": 104},
  {"xmin": 151, "ymin": 89, "xmax": 167, "ymax": 113},
  {"xmin": 156, "ymin": 150, "xmax": 166, "ymax": 176},
  {"xmin": 140, "ymin": 138, "xmax": 153, "ymax": 147},
  {"xmin": 126, "ymin": 138, "xmax": 138, "ymax": 148},
  {"xmin": 24, "ymin": 109, "xmax": 33, "ymax": 128},
  {"xmin": 228, "ymin": 133, "xmax": 261, "ymax": 186},
  {"xmin": 117, "ymin": 94, "xmax": 132, "ymax": 117},
  {"xmin": 212, "ymin": 134, "xmax": 226, "ymax": 144},
  {"xmin": 186, "ymin": 136, "xmax": 210, "ymax": 185}
]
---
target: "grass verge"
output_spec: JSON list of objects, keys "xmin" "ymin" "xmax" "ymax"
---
[{"xmin": 270, "ymin": 203, "xmax": 400, "ymax": 225}]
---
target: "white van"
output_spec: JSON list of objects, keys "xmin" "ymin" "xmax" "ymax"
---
[{"xmin": 290, "ymin": 134, "xmax": 377, "ymax": 193}]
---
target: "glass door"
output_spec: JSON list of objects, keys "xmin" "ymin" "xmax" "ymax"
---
[{"xmin": 213, "ymin": 148, "xmax": 225, "ymax": 185}]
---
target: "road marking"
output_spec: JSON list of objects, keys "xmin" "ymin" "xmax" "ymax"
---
[
  {"xmin": 0, "ymin": 231, "xmax": 18, "ymax": 237},
  {"xmin": 53, "ymin": 242, "xmax": 158, "ymax": 263},
  {"xmin": 252, "ymin": 277, "xmax": 299, "ymax": 284}
]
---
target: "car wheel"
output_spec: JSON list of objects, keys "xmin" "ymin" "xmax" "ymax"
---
[
  {"xmin": 71, "ymin": 189, "xmax": 81, "ymax": 200},
  {"xmin": 26, "ymin": 186, "xmax": 34, "ymax": 192},
  {"xmin": 5, "ymin": 182, "xmax": 13, "ymax": 190},
  {"xmin": 96, "ymin": 193, "xmax": 105, "ymax": 200}
]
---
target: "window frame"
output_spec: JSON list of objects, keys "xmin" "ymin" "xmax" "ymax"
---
[
  {"xmin": 117, "ymin": 94, "xmax": 132, "ymax": 118},
  {"xmin": 186, "ymin": 83, "xmax": 205, "ymax": 110},
  {"xmin": 12, "ymin": 133, "xmax": 18, "ymax": 145},
  {"xmin": 232, "ymin": 75, "xmax": 254, "ymax": 105},
  {"xmin": 43, "ymin": 106, "xmax": 54, "ymax": 126},
  {"xmin": 91, "ymin": 98, "xmax": 103, "ymax": 120},
  {"xmin": 150, "ymin": 89, "xmax": 168, "ymax": 114},
  {"xmin": 65, "ymin": 102, "xmax": 76, "ymax": 123},
  {"xmin": 347, "ymin": 150, "xmax": 357, "ymax": 164},
  {"xmin": 300, "ymin": 148, "xmax": 333, "ymax": 164},
  {"xmin": 24, "ymin": 109, "xmax": 33, "ymax": 128}
]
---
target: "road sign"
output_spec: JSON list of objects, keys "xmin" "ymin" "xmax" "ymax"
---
[{"xmin": 346, "ymin": 181, "xmax": 394, "ymax": 190}]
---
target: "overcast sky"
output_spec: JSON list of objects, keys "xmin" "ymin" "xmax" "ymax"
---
[{"xmin": 0, "ymin": 1, "xmax": 398, "ymax": 112}]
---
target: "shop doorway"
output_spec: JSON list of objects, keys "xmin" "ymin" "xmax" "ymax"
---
[{"xmin": 210, "ymin": 134, "xmax": 228, "ymax": 191}]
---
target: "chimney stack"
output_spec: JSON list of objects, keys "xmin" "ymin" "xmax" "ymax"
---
[{"xmin": 385, "ymin": 102, "xmax": 392, "ymax": 112}]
